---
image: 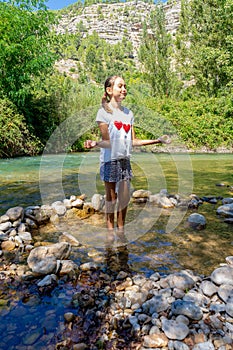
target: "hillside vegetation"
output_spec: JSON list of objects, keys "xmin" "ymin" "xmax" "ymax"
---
[{"xmin": 0, "ymin": 0, "xmax": 232, "ymax": 157}]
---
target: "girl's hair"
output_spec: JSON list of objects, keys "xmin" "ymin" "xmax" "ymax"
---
[{"xmin": 102, "ymin": 75, "xmax": 119, "ymax": 113}]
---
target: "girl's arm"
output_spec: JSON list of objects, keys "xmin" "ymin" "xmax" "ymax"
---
[
  {"xmin": 131, "ymin": 126, "xmax": 171, "ymax": 146},
  {"xmin": 84, "ymin": 122, "xmax": 111, "ymax": 149}
]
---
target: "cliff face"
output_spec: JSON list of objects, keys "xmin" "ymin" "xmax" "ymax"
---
[{"xmin": 55, "ymin": 1, "xmax": 181, "ymax": 75}]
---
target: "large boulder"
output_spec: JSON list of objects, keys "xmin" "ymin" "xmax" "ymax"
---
[{"xmin": 27, "ymin": 242, "xmax": 71, "ymax": 275}]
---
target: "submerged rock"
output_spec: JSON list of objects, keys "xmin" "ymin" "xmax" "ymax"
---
[{"xmin": 188, "ymin": 213, "xmax": 206, "ymax": 230}]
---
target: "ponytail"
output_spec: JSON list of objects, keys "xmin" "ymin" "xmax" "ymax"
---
[
  {"xmin": 101, "ymin": 75, "xmax": 119, "ymax": 114},
  {"xmin": 101, "ymin": 91, "xmax": 112, "ymax": 113}
]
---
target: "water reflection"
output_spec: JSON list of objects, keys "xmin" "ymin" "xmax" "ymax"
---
[
  {"xmin": 105, "ymin": 245, "xmax": 130, "ymax": 273},
  {"xmin": 103, "ymin": 230, "xmax": 129, "ymax": 273}
]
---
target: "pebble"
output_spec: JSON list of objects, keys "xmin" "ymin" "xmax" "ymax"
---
[
  {"xmin": 1, "ymin": 194, "xmax": 233, "ymax": 349},
  {"xmin": 161, "ymin": 318, "xmax": 189, "ymax": 340},
  {"xmin": 171, "ymin": 299, "xmax": 203, "ymax": 320}
]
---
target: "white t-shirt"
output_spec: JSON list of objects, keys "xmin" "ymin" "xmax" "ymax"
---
[{"xmin": 96, "ymin": 106, "xmax": 134, "ymax": 163}]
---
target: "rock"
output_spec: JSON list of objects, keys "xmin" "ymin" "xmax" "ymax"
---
[
  {"xmin": 0, "ymin": 214, "xmax": 10, "ymax": 223},
  {"xmin": 149, "ymin": 193, "xmax": 174, "ymax": 208},
  {"xmin": 226, "ymin": 256, "xmax": 233, "ymax": 265},
  {"xmin": 164, "ymin": 272, "xmax": 195, "ymax": 291},
  {"xmin": 161, "ymin": 318, "xmax": 189, "ymax": 340},
  {"xmin": 72, "ymin": 291, "xmax": 95, "ymax": 308},
  {"xmin": 63, "ymin": 198, "xmax": 73, "ymax": 209},
  {"xmin": 143, "ymin": 333, "xmax": 168, "ymax": 347},
  {"xmin": 142, "ymin": 294, "xmax": 169, "ymax": 315},
  {"xmin": 18, "ymin": 231, "xmax": 33, "ymax": 244},
  {"xmin": 116, "ymin": 271, "xmax": 129, "ymax": 280},
  {"xmin": 34, "ymin": 206, "xmax": 52, "ymax": 224},
  {"xmin": 132, "ymin": 189, "xmax": 151, "ymax": 199},
  {"xmin": 211, "ymin": 266, "xmax": 233, "ymax": 285},
  {"xmin": 133, "ymin": 274, "xmax": 148, "ymax": 286},
  {"xmin": 28, "ymin": 255, "xmax": 58, "ymax": 275},
  {"xmin": 176, "ymin": 315, "xmax": 189, "ymax": 326},
  {"xmin": 17, "ymin": 223, "xmax": 27, "ymax": 232},
  {"xmin": 51, "ymin": 201, "xmax": 67, "ymax": 216},
  {"xmin": 64, "ymin": 312, "xmax": 75, "ymax": 322},
  {"xmin": 71, "ymin": 198, "xmax": 83, "ymax": 208},
  {"xmin": 216, "ymin": 203, "xmax": 233, "ymax": 218},
  {"xmin": 173, "ymin": 340, "xmax": 190, "ymax": 350},
  {"xmin": 192, "ymin": 341, "xmax": 215, "ymax": 350},
  {"xmin": 218, "ymin": 284, "xmax": 233, "ymax": 303},
  {"xmin": 6, "ymin": 206, "xmax": 24, "ymax": 221},
  {"xmin": 91, "ymin": 193, "xmax": 104, "ymax": 211},
  {"xmin": 0, "ymin": 221, "xmax": 12, "ymax": 231},
  {"xmin": 27, "ymin": 242, "xmax": 71, "ymax": 274},
  {"xmin": 73, "ymin": 343, "xmax": 88, "ymax": 350},
  {"xmin": 25, "ymin": 217, "xmax": 38, "ymax": 228},
  {"xmin": 171, "ymin": 299, "xmax": 203, "ymax": 320},
  {"xmin": 59, "ymin": 232, "xmax": 80, "ymax": 246},
  {"xmin": 125, "ymin": 291, "xmax": 147, "ymax": 306},
  {"xmin": 0, "ymin": 232, "xmax": 8, "ymax": 241},
  {"xmin": 1, "ymin": 240, "xmax": 16, "ymax": 251},
  {"xmin": 79, "ymin": 262, "xmax": 98, "ymax": 271},
  {"xmin": 222, "ymin": 198, "xmax": 233, "ymax": 205},
  {"xmin": 226, "ymin": 299, "xmax": 233, "ymax": 317},
  {"xmin": 37, "ymin": 274, "xmax": 57, "ymax": 287},
  {"xmin": 183, "ymin": 290, "xmax": 209, "ymax": 306},
  {"xmin": 188, "ymin": 213, "xmax": 206, "ymax": 229},
  {"xmin": 209, "ymin": 314, "xmax": 224, "ymax": 330},
  {"xmin": 83, "ymin": 202, "xmax": 95, "ymax": 215},
  {"xmin": 14, "ymin": 235, "xmax": 23, "ymax": 246},
  {"xmin": 59, "ymin": 260, "xmax": 79, "ymax": 275},
  {"xmin": 200, "ymin": 280, "xmax": 218, "ymax": 297},
  {"xmin": 23, "ymin": 329, "xmax": 42, "ymax": 346}
]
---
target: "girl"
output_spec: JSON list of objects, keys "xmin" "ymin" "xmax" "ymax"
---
[{"xmin": 84, "ymin": 75, "xmax": 170, "ymax": 243}]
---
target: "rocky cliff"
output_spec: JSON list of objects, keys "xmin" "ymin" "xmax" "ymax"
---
[{"xmin": 55, "ymin": 1, "xmax": 181, "ymax": 76}]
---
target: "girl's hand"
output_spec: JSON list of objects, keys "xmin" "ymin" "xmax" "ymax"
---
[
  {"xmin": 158, "ymin": 135, "xmax": 171, "ymax": 144},
  {"xmin": 84, "ymin": 140, "xmax": 97, "ymax": 149}
]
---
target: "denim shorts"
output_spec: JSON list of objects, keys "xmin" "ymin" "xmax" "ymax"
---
[{"xmin": 100, "ymin": 158, "xmax": 133, "ymax": 182}]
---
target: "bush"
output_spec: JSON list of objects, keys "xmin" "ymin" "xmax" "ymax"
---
[
  {"xmin": 144, "ymin": 94, "xmax": 233, "ymax": 150},
  {"xmin": 0, "ymin": 98, "xmax": 42, "ymax": 158}
]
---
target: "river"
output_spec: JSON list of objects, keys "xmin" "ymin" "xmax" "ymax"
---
[
  {"xmin": 0, "ymin": 152, "xmax": 233, "ymax": 349},
  {"xmin": 0, "ymin": 151, "xmax": 232, "ymax": 274}
]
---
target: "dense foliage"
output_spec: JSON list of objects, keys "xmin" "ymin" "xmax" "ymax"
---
[
  {"xmin": 176, "ymin": 0, "xmax": 233, "ymax": 96},
  {"xmin": 0, "ymin": 0, "xmax": 232, "ymax": 158},
  {"xmin": 139, "ymin": 2, "xmax": 181, "ymax": 97},
  {"xmin": 0, "ymin": 0, "xmax": 57, "ymax": 106},
  {"xmin": 0, "ymin": 98, "xmax": 41, "ymax": 157},
  {"xmin": 55, "ymin": 31, "xmax": 136, "ymax": 84}
]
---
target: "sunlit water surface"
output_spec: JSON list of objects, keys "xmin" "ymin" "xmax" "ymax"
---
[{"xmin": 0, "ymin": 152, "xmax": 232, "ymax": 349}]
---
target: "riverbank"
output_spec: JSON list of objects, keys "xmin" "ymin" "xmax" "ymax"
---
[
  {"xmin": 0, "ymin": 189, "xmax": 233, "ymax": 349},
  {"xmin": 2, "ymin": 254, "xmax": 233, "ymax": 350}
]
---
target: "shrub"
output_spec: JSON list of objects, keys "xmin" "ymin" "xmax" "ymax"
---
[{"xmin": 0, "ymin": 98, "xmax": 42, "ymax": 158}]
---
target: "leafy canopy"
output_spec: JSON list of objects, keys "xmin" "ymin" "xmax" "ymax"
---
[
  {"xmin": 138, "ymin": 2, "xmax": 180, "ymax": 97},
  {"xmin": 0, "ymin": 0, "xmax": 58, "ymax": 106},
  {"xmin": 176, "ymin": 0, "xmax": 233, "ymax": 96}
]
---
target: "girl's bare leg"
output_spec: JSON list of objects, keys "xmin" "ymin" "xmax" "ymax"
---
[
  {"xmin": 104, "ymin": 181, "xmax": 117, "ymax": 231},
  {"xmin": 117, "ymin": 180, "xmax": 130, "ymax": 231}
]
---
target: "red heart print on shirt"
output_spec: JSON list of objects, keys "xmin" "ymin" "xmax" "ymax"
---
[
  {"xmin": 123, "ymin": 124, "xmax": 131, "ymax": 133},
  {"xmin": 114, "ymin": 121, "xmax": 123, "ymax": 130}
]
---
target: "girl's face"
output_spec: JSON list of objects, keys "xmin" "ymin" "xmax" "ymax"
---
[{"xmin": 107, "ymin": 77, "xmax": 127, "ymax": 102}]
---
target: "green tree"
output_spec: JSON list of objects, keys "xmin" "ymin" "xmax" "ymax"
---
[
  {"xmin": 176, "ymin": 0, "xmax": 233, "ymax": 96},
  {"xmin": 138, "ymin": 2, "xmax": 179, "ymax": 97},
  {"xmin": 0, "ymin": 0, "xmax": 57, "ymax": 106},
  {"xmin": 0, "ymin": 98, "xmax": 41, "ymax": 157}
]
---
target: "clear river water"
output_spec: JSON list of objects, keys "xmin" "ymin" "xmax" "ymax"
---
[
  {"xmin": 0, "ymin": 152, "xmax": 233, "ymax": 273},
  {"xmin": 0, "ymin": 152, "xmax": 232, "ymax": 349}
]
